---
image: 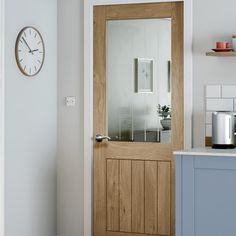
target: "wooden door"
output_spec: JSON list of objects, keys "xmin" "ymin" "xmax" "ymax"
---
[{"xmin": 93, "ymin": 3, "xmax": 183, "ymax": 236}]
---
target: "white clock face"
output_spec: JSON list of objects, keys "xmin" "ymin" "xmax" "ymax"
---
[{"xmin": 15, "ymin": 27, "xmax": 45, "ymax": 77}]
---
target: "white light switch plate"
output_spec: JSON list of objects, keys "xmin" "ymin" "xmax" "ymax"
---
[{"xmin": 65, "ymin": 96, "xmax": 76, "ymax": 106}]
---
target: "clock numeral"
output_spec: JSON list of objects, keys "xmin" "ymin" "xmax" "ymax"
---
[
  {"xmin": 24, "ymin": 32, "xmax": 26, "ymax": 37},
  {"xmin": 19, "ymin": 59, "xmax": 23, "ymax": 62},
  {"xmin": 34, "ymin": 33, "xmax": 37, "ymax": 38},
  {"xmin": 37, "ymin": 41, "xmax": 42, "ymax": 45},
  {"xmin": 37, "ymin": 60, "xmax": 41, "ymax": 64},
  {"xmin": 29, "ymin": 29, "xmax": 31, "ymax": 35},
  {"xmin": 39, "ymin": 51, "xmax": 43, "ymax": 54},
  {"xmin": 34, "ymin": 66, "xmax": 37, "ymax": 72},
  {"xmin": 18, "ymin": 50, "xmax": 22, "ymax": 52},
  {"xmin": 29, "ymin": 68, "xmax": 31, "ymax": 74},
  {"xmin": 24, "ymin": 65, "xmax": 26, "ymax": 71},
  {"xmin": 19, "ymin": 39, "xmax": 23, "ymax": 44}
]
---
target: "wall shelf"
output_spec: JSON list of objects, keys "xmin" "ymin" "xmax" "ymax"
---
[{"xmin": 206, "ymin": 51, "xmax": 236, "ymax": 57}]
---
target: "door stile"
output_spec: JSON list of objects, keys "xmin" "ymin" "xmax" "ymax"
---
[
  {"xmin": 94, "ymin": 6, "xmax": 107, "ymax": 236},
  {"xmin": 170, "ymin": 2, "xmax": 184, "ymax": 236}
]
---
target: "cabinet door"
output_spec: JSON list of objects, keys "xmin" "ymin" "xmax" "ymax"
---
[
  {"xmin": 176, "ymin": 155, "xmax": 195, "ymax": 236},
  {"xmin": 177, "ymin": 155, "xmax": 236, "ymax": 236}
]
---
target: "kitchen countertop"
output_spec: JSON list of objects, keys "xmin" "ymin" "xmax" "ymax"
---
[{"xmin": 174, "ymin": 147, "xmax": 236, "ymax": 157}]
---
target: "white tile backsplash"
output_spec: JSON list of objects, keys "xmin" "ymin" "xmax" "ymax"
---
[
  {"xmin": 206, "ymin": 112, "xmax": 212, "ymax": 124},
  {"xmin": 205, "ymin": 84, "xmax": 236, "ymax": 138},
  {"xmin": 222, "ymin": 85, "xmax": 236, "ymax": 98},
  {"xmin": 206, "ymin": 124, "xmax": 212, "ymax": 137},
  {"xmin": 206, "ymin": 85, "xmax": 221, "ymax": 98},
  {"xmin": 206, "ymin": 98, "xmax": 234, "ymax": 111}
]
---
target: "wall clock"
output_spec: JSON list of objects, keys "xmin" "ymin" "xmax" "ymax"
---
[{"xmin": 15, "ymin": 26, "xmax": 45, "ymax": 77}]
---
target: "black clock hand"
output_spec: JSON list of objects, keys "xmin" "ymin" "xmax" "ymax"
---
[
  {"xmin": 31, "ymin": 49, "xmax": 39, "ymax": 53},
  {"xmin": 22, "ymin": 37, "xmax": 33, "ymax": 54}
]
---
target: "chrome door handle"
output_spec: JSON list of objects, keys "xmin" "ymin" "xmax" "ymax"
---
[{"xmin": 95, "ymin": 134, "xmax": 111, "ymax": 142}]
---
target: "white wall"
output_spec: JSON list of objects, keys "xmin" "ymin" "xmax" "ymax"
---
[
  {"xmin": 193, "ymin": 0, "xmax": 236, "ymax": 147},
  {"xmin": 0, "ymin": 0, "xmax": 5, "ymax": 235},
  {"xmin": 4, "ymin": 0, "xmax": 57, "ymax": 236},
  {"xmin": 57, "ymin": 0, "xmax": 84, "ymax": 236}
]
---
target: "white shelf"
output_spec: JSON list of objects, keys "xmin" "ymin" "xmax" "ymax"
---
[{"xmin": 206, "ymin": 51, "xmax": 236, "ymax": 57}]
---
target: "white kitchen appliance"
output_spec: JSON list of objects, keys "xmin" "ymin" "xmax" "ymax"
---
[{"xmin": 212, "ymin": 111, "xmax": 235, "ymax": 149}]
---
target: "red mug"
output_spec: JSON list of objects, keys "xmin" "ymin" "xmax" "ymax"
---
[{"xmin": 216, "ymin": 41, "xmax": 230, "ymax": 49}]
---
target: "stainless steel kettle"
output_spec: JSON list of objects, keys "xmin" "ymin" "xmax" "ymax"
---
[{"xmin": 212, "ymin": 111, "xmax": 236, "ymax": 149}]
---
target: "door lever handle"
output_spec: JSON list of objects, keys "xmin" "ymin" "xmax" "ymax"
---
[{"xmin": 95, "ymin": 134, "xmax": 111, "ymax": 142}]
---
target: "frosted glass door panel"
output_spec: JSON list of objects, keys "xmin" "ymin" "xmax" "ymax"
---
[{"xmin": 107, "ymin": 19, "xmax": 171, "ymax": 143}]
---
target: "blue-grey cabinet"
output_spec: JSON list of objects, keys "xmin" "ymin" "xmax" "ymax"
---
[{"xmin": 176, "ymin": 154, "xmax": 236, "ymax": 236}]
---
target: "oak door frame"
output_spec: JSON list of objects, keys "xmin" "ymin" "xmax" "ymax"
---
[
  {"xmin": 0, "ymin": 0, "xmax": 5, "ymax": 236},
  {"xmin": 84, "ymin": 1, "xmax": 193, "ymax": 236}
]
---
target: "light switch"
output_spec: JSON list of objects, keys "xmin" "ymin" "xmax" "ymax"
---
[{"xmin": 65, "ymin": 96, "xmax": 76, "ymax": 106}]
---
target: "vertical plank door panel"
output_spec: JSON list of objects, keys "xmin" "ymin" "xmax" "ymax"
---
[
  {"xmin": 119, "ymin": 160, "xmax": 132, "ymax": 232},
  {"xmin": 145, "ymin": 161, "xmax": 158, "ymax": 234},
  {"xmin": 131, "ymin": 161, "xmax": 145, "ymax": 233},
  {"xmin": 158, "ymin": 162, "xmax": 171, "ymax": 235},
  {"xmin": 107, "ymin": 159, "xmax": 120, "ymax": 231}
]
